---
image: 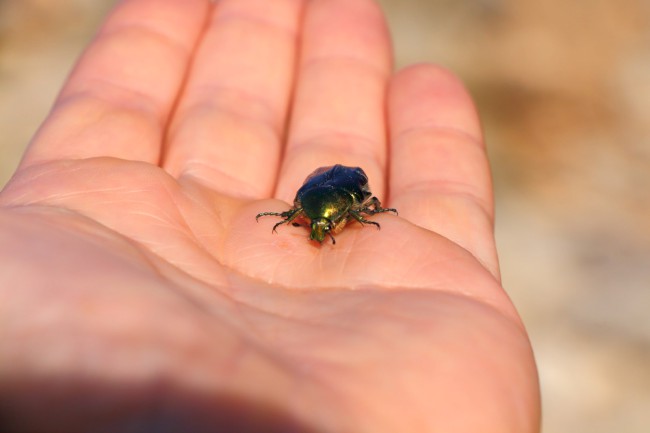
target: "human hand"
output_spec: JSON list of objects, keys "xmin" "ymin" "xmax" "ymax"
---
[{"xmin": 0, "ymin": 0, "xmax": 540, "ymax": 432}]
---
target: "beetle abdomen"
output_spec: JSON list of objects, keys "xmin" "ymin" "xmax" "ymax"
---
[{"xmin": 296, "ymin": 165, "xmax": 370, "ymax": 206}]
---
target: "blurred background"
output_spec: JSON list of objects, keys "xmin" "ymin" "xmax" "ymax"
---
[{"xmin": 1, "ymin": 0, "xmax": 648, "ymax": 431}]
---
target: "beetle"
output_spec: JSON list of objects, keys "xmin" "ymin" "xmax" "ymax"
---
[{"xmin": 256, "ymin": 164, "xmax": 398, "ymax": 244}]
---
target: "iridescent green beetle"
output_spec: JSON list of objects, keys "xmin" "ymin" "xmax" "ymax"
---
[{"xmin": 256, "ymin": 164, "xmax": 397, "ymax": 244}]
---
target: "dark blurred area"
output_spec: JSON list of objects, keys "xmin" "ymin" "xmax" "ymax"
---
[{"xmin": 1, "ymin": 0, "xmax": 649, "ymax": 431}]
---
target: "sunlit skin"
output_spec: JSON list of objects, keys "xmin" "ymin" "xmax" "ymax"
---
[{"xmin": 0, "ymin": 0, "xmax": 540, "ymax": 432}]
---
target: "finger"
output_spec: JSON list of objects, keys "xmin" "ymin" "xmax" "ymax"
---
[
  {"xmin": 275, "ymin": 0, "xmax": 392, "ymax": 202},
  {"xmin": 20, "ymin": 0, "xmax": 209, "ymax": 168},
  {"xmin": 388, "ymin": 64, "xmax": 499, "ymax": 275},
  {"xmin": 164, "ymin": 0, "xmax": 303, "ymax": 198}
]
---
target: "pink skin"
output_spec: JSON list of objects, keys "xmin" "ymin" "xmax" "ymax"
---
[{"xmin": 0, "ymin": 0, "xmax": 540, "ymax": 432}]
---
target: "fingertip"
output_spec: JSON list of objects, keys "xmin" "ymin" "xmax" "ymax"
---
[
  {"xmin": 390, "ymin": 63, "xmax": 482, "ymax": 142},
  {"xmin": 392, "ymin": 63, "xmax": 464, "ymax": 88},
  {"xmin": 303, "ymin": 0, "xmax": 393, "ymax": 71}
]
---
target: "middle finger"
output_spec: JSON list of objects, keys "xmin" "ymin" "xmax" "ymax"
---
[{"xmin": 275, "ymin": 0, "xmax": 393, "ymax": 203}]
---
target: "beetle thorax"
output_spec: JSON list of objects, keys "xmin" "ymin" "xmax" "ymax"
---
[{"xmin": 298, "ymin": 187, "xmax": 353, "ymax": 222}]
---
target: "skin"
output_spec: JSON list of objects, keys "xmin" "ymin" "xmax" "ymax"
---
[{"xmin": 0, "ymin": 0, "xmax": 540, "ymax": 432}]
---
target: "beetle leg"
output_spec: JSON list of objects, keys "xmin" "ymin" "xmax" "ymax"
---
[
  {"xmin": 362, "ymin": 196, "xmax": 398, "ymax": 216},
  {"xmin": 272, "ymin": 210, "xmax": 303, "ymax": 232},
  {"xmin": 257, "ymin": 208, "xmax": 303, "ymax": 233},
  {"xmin": 271, "ymin": 220, "xmax": 286, "ymax": 233},
  {"xmin": 327, "ymin": 231, "xmax": 337, "ymax": 245},
  {"xmin": 256, "ymin": 211, "xmax": 281, "ymax": 222},
  {"xmin": 349, "ymin": 210, "xmax": 381, "ymax": 230},
  {"xmin": 256, "ymin": 209, "xmax": 296, "ymax": 221}
]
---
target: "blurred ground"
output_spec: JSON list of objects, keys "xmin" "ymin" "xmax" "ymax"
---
[{"xmin": 1, "ymin": 0, "xmax": 649, "ymax": 432}]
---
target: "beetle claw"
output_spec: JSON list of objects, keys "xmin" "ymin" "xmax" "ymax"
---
[{"xmin": 271, "ymin": 221, "xmax": 285, "ymax": 233}]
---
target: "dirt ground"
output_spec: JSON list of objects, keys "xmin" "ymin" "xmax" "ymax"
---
[{"xmin": 1, "ymin": 0, "xmax": 649, "ymax": 431}]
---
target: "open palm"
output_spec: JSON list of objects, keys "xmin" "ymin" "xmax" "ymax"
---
[{"xmin": 0, "ymin": 0, "xmax": 539, "ymax": 432}]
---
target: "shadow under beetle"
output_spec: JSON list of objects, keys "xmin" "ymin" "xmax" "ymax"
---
[{"xmin": 256, "ymin": 165, "xmax": 398, "ymax": 244}]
